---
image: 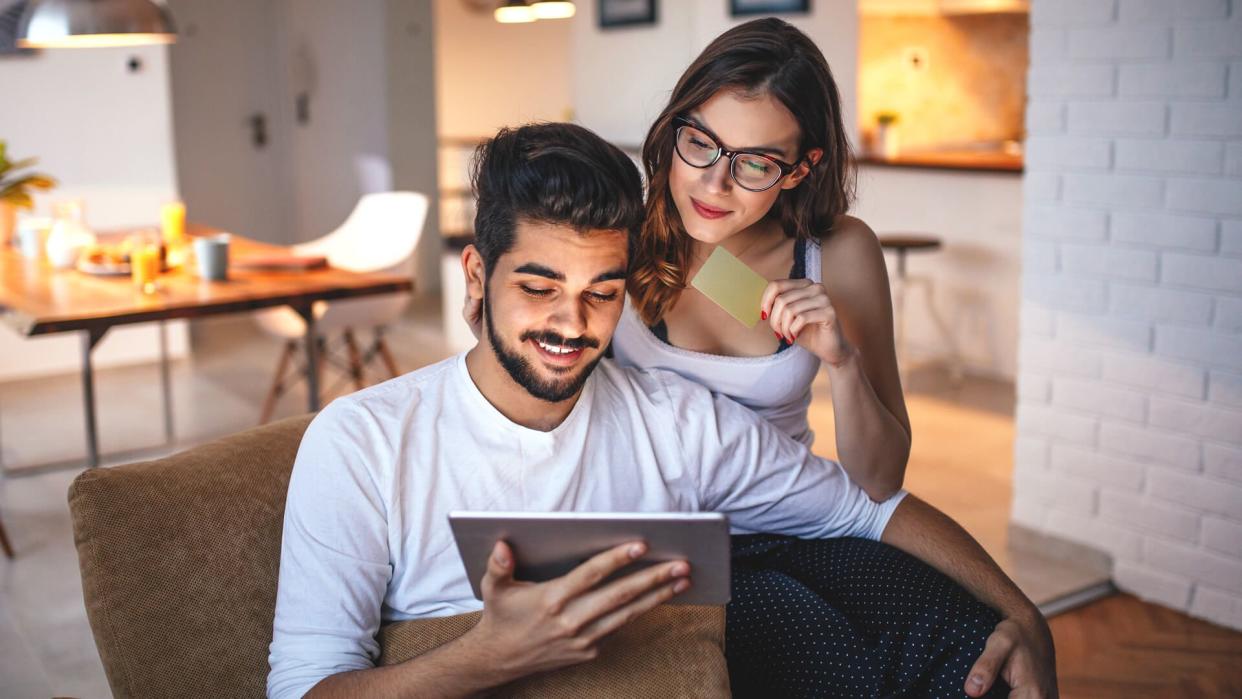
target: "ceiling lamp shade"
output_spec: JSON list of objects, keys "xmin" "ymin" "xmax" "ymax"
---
[
  {"xmin": 17, "ymin": 0, "xmax": 176, "ymax": 49},
  {"xmin": 494, "ymin": 0, "xmax": 535, "ymax": 23},
  {"xmin": 531, "ymin": 1, "xmax": 575, "ymax": 19}
]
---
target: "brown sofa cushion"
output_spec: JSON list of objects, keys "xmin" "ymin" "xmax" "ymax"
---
[
  {"xmin": 378, "ymin": 606, "xmax": 729, "ymax": 698},
  {"xmin": 69, "ymin": 413, "xmax": 729, "ymax": 698}
]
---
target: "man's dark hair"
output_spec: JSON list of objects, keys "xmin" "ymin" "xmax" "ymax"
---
[{"xmin": 471, "ymin": 122, "xmax": 645, "ymax": 275}]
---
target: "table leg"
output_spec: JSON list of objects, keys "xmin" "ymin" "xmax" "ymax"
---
[
  {"xmin": 159, "ymin": 320, "xmax": 175, "ymax": 443},
  {"xmin": 293, "ymin": 305, "xmax": 321, "ymax": 412},
  {"xmin": 81, "ymin": 327, "xmax": 107, "ymax": 468}
]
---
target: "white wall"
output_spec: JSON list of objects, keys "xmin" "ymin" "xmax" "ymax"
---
[
  {"xmin": 1013, "ymin": 0, "xmax": 1242, "ymax": 630},
  {"xmin": 434, "ymin": 0, "xmax": 573, "ymax": 138},
  {"xmin": 279, "ymin": 0, "xmax": 391, "ymax": 245},
  {"xmin": 0, "ymin": 45, "xmax": 189, "ymax": 382},
  {"xmin": 387, "ymin": 0, "xmax": 441, "ymax": 293},
  {"xmin": 167, "ymin": 0, "xmax": 290, "ymax": 245},
  {"xmin": 570, "ymin": 1, "xmax": 859, "ymax": 148}
]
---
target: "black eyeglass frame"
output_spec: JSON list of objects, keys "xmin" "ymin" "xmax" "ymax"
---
[{"xmin": 671, "ymin": 115, "xmax": 806, "ymax": 192}]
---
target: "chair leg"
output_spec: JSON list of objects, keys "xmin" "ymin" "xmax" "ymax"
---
[
  {"xmin": 259, "ymin": 340, "xmax": 298, "ymax": 425},
  {"xmin": 917, "ymin": 279, "xmax": 964, "ymax": 384},
  {"xmin": 0, "ymin": 514, "xmax": 13, "ymax": 559},
  {"xmin": 343, "ymin": 330, "xmax": 366, "ymax": 391},
  {"xmin": 375, "ymin": 331, "xmax": 400, "ymax": 379},
  {"xmin": 315, "ymin": 336, "xmax": 327, "ymax": 403}
]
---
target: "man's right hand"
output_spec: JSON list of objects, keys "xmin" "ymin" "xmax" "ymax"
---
[{"xmin": 462, "ymin": 540, "xmax": 691, "ymax": 682}]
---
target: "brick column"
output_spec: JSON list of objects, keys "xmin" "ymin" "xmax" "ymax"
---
[{"xmin": 1014, "ymin": 0, "xmax": 1242, "ymax": 629}]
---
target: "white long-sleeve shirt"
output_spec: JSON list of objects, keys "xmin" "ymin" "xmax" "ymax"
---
[{"xmin": 267, "ymin": 354, "xmax": 906, "ymax": 698}]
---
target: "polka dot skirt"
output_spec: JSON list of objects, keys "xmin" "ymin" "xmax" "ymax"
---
[{"xmin": 725, "ymin": 535, "xmax": 1009, "ymax": 698}]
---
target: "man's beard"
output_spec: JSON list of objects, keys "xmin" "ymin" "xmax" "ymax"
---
[{"xmin": 483, "ymin": 293, "xmax": 604, "ymax": 403}]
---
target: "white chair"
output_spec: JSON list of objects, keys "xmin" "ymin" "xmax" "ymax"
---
[{"xmin": 253, "ymin": 191, "xmax": 429, "ymax": 423}]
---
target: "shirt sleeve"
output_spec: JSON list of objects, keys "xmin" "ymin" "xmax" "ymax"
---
[
  {"xmin": 267, "ymin": 400, "xmax": 394, "ymax": 699},
  {"xmin": 661, "ymin": 371, "xmax": 906, "ymax": 540}
]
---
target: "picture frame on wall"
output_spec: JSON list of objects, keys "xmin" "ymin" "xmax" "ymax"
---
[
  {"xmin": 0, "ymin": 1, "xmax": 37, "ymax": 56},
  {"xmin": 598, "ymin": 0, "xmax": 657, "ymax": 29},
  {"xmin": 729, "ymin": 0, "xmax": 810, "ymax": 17}
]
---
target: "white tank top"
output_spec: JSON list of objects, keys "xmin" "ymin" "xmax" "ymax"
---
[{"xmin": 612, "ymin": 238, "xmax": 823, "ymax": 446}]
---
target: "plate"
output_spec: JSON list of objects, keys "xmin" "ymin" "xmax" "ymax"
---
[{"xmin": 77, "ymin": 258, "xmax": 132, "ymax": 276}]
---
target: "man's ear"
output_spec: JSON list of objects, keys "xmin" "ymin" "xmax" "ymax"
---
[
  {"xmin": 780, "ymin": 148, "xmax": 823, "ymax": 190},
  {"xmin": 462, "ymin": 245, "xmax": 487, "ymax": 303}
]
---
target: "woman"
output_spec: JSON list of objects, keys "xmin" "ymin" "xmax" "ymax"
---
[
  {"xmin": 612, "ymin": 19, "xmax": 1006, "ymax": 698},
  {"xmin": 614, "ymin": 18, "xmax": 908, "ymax": 499}
]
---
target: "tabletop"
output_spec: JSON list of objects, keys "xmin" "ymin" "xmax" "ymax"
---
[{"xmin": 0, "ymin": 225, "xmax": 414, "ymax": 336}]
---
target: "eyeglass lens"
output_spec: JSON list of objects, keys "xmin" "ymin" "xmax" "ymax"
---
[{"xmin": 675, "ymin": 125, "xmax": 784, "ymax": 192}]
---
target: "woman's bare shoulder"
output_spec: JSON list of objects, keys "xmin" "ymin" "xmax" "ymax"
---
[{"xmin": 819, "ymin": 215, "xmax": 886, "ymax": 288}]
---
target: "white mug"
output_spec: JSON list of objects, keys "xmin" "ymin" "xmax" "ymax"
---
[{"xmin": 17, "ymin": 220, "xmax": 47, "ymax": 259}]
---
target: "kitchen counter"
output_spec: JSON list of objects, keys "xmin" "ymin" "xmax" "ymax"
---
[
  {"xmin": 856, "ymin": 150, "xmax": 1023, "ymax": 174},
  {"xmin": 852, "ymin": 160, "xmax": 1023, "ymax": 379}
]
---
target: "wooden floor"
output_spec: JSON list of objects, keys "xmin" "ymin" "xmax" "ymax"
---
[{"xmin": 1050, "ymin": 594, "xmax": 1242, "ymax": 698}]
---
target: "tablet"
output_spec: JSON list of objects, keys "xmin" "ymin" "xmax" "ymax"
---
[{"xmin": 448, "ymin": 511, "xmax": 731, "ymax": 606}]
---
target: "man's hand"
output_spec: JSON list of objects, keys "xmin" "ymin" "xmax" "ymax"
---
[
  {"xmin": 966, "ymin": 611, "xmax": 1058, "ymax": 699},
  {"xmin": 461, "ymin": 540, "xmax": 691, "ymax": 683}
]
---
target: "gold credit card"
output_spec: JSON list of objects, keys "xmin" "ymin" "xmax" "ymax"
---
[{"xmin": 690, "ymin": 246, "xmax": 769, "ymax": 328}]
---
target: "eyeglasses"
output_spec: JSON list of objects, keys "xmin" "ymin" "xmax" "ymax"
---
[{"xmin": 671, "ymin": 116, "xmax": 804, "ymax": 192}]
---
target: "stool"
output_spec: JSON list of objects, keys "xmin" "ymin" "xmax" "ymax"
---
[{"xmin": 878, "ymin": 233, "xmax": 961, "ymax": 383}]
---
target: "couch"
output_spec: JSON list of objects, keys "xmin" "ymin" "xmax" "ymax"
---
[{"xmin": 68, "ymin": 414, "xmax": 730, "ymax": 697}]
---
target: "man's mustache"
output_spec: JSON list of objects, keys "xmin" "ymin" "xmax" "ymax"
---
[{"xmin": 519, "ymin": 330, "xmax": 600, "ymax": 351}]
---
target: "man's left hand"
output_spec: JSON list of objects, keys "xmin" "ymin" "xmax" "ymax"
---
[{"xmin": 965, "ymin": 612, "xmax": 1058, "ymax": 698}]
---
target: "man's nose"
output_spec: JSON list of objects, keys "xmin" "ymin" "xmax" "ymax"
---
[{"xmin": 547, "ymin": 295, "xmax": 588, "ymax": 338}]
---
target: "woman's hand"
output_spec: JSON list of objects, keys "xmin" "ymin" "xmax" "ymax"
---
[
  {"xmin": 965, "ymin": 612, "xmax": 1059, "ymax": 699},
  {"xmin": 762, "ymin": 279, "xmax": 855, "ymax": 367}
]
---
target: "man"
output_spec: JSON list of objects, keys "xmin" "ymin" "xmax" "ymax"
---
[{"xmin": 268, "ymin": 123, "xmax": 1056, "ymax": 698}]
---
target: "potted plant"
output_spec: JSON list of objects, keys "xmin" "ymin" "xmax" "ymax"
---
[
  {"xmin": 874, "ymin": 112, "xmax": 900, "ymax": 160},
  {"xmin": 0, "ymin": 140, "xmax": 57, "ymax": 247}
]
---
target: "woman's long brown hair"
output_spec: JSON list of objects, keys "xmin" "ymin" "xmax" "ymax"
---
[{"xmin": 629, "ymin": 18, "xmax": 857, "ymax": 325}]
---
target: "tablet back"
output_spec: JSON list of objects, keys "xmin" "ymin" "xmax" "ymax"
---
[{"xmin": 448, "ymin": 512, "xmax": 731, "ymax": 606}]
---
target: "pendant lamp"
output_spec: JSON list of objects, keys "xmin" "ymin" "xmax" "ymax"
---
[
  {"xmin": 17, "ymin": 0, "xmax": 176, "ymax": 49},
  {"xmin": 494, "ymin": 0, "xmax": 535, "ymax": 23}
]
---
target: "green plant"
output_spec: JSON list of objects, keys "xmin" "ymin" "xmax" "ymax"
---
[
  {"xmin": 875, "ymin": 112, "xmax": 899, "ymax": 126},
  {"xmin": 0, "ymin": 140, "xmax": 56, "ymax": 209}
]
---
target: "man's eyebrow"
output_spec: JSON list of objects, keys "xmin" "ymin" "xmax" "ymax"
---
[
  {"xmin": 513, "ymin": 263, "xmax": 565, "ymax": 281},
  {"xmin": 592, "ymin": 268, "xmax": 628, "ymax": 284},
  {"xmin": 687, "ymin": 113, "xmax": 790, "ymax": 159}
]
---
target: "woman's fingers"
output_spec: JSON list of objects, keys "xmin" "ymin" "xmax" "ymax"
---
[
  {"xmin": 965, "ymin": 625, "xmax": 1018, "ymax": 697},
  {"xmin": 760, "ymin": 278, "xmax": 813, "ymax": 320},
  {"xmin": 770, "ymin": 285, "xmax": 830, "ymax": 340},
  {"xmin": 787, "ymin": 307, "xmax": 833, "ymax": 341}
]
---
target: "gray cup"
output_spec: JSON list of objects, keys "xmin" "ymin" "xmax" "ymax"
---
[{"xmin": 194, "ymin": 234, "xmax": 231, "ymax": 281}]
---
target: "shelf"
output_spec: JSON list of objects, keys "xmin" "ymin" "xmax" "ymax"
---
[{"xmin": 856, "ymin": 150, "xmax": 1023, "ymax": 174}]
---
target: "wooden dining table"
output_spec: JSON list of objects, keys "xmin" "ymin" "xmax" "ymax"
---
[{"xmin": 0, "ymin": 225, "xmax": 413, "ymax": 472}]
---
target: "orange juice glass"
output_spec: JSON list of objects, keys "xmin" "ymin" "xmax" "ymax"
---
[
  {"xmin": 161, "ymin": 201, "xmax": 186, "ymax": 245},
  {"xmin": 131, "ymin": 243, "xmax": 161, "ymax": 294}
]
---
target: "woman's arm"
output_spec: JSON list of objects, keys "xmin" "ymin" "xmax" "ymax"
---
[{"xmin": 763, "ymin": 216, "xmax": 911, "ymax": 499}]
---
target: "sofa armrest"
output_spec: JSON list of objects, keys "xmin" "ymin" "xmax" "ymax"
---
[{"xmin": 377, "ymin": 605, "xmax": 729, "ymax": 698}]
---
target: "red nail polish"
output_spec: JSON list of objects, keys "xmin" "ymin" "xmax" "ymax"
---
[
  {"xmin": 774, "ymin": 332, "xmax": 781, "ymax": 340},
  {"xmin": 761, "ymin": 311, "xmax": 767, "ymax": 320}
]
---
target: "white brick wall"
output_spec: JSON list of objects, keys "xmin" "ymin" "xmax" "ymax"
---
[{"xmin": 1017, "ymin": 0, "xmax": 1242, "ymax": 631}]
